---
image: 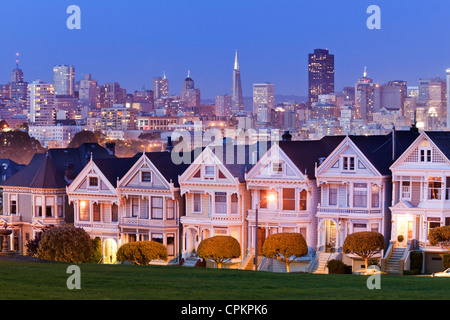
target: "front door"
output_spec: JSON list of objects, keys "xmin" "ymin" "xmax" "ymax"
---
[
  {"xmin": 257, "ymin": 227, "xmax": 266, "ymax": 255},
  {"xmin": 325, "ymin": 220, "xmax": 336, "ymax": 252}
]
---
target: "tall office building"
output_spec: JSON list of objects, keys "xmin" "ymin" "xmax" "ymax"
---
[
  {"xmin": 308, "ymin": 49, "xmax": 335, "ymax": 104},
  {"xmin": 355, "ymin": 67, "xmax": 376, "ymax": 122},
  {"xmin": 231, "ymin": 50, "xmax": 244, "ymax": 113},
  {"xmin": 53, "ymin": 65, "xmax": 75, "ymax": 96},
  {"xmin": 181, "ymin": 71, "xmax": 200, "ymax": 109},
  {"xmin": 98, "ymin": 82, "xmax": 127, "ymax": 108},
  {"xmin": 215, "ymin": 94, "xmax": 232, "ymax": 117},
  {"xmin": 152, "ymin": 73, "xmax": 169, "ymax": 99},
  {"xmin": 253, "ymin": 82, "xmax": 275, "ymax": 123},
  {"xmin": 79, "ymin": 74, "xmax": 99, "ymax": 108},
  {"xmin": 428, "ymin": 78, "xmax": 446, "ymax": 120},
  {"xmin": 28, "ymin": 80, "xmax": 55, "ymax": 126},
  {"xmin": 10, "ymin": 53, "xmax": 28, "ymax": 103}
]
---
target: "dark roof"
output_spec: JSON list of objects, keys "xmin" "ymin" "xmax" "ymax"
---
[
  {"xmin": 93, "ymin": 157, "xmax": 137, "ymax": 187},
  {"xmin": 279, "ymin": 136, "xmax": 345, "ymax": 179},
  {"xmin": 0, "ymin": 143, "xmax": 115, "ymax": 189},
  {"xmin": 348, "ymin": 130, "xmax": 420, "ymax": 175},
  {"xmin": 0, "ymin": 159, "xmax": 25, "ymax": 182},
  {"xmin": 424, "ymin": 131, "xmax": 450, "ymax": 160}
]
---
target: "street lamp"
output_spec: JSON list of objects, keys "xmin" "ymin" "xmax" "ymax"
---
[{"xmin": 254, "ymin": 191, "xmax": 276, "ymax": 271}]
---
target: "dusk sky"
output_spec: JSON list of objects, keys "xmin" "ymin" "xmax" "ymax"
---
[{"xmin": 1, "ymin": 0, "xmax": 450, "ymax": 99}]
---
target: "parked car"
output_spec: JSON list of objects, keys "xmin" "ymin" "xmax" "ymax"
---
[{"xmin": 432, "ymin": 268, "xmax": 450, "ymax": 277}]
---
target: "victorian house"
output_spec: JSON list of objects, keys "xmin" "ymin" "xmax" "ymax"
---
[
  {"xmin": 179, "ymin": 142, "xmax": 266, "ymax": 267},
  {"xmin": 315, "ymin": 130, "xmax": 419, "ymax": 272},
  {"xmin": 389, "ymin": 131, "xmax": 450, "ymax": 273},
  {"xmin": 244, "ymin": 135, "xmax": 344, "ymax": 271},
  {"xmin": 67, "ymin": 151, "xmax": 190, "ymax": 264},
  {"xmin": 0, "ymin": 143, "xmax": 115, "ymax": 254}
]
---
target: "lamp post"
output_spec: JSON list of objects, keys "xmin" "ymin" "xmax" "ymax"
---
[{"xmin": 254, "ymin": 192, "xmax": 276, "ymax": 271}]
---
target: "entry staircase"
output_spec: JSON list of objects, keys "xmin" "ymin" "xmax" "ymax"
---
[
  {"xmin": 383, "ymin": 246, "xmax": 408, "ymax": 274},
  {"xmin": 311, "ymin": 252, "xmax": 338, "ymax": 274},
  {"xmin": 182, "ymin": 256, "xmax": 199, "ymax": 267}
]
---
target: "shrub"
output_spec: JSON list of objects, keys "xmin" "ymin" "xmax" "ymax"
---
[
  {"xmin": 25, "ymin": 228, "xmax": 51, "ymax": 257},
  {"xmin": 90, "ymin": 237, "xmax": 103, "ymax": 264},
  {"xmin": 429, "ymin": 226, "xmax": 450, "ymax": 250},
  {"xmin": 194, "ymin": 259, "xmax": 206, "ymax": 268},
  {"xmin": 397, "ymin": 235, "xmax": 404, "ymax": 243},
  {"xmin": 326, "ymin": 259, "xmax": 349, "ymax": 274},
  {"xmin": 36, "ymin": 225, "xmax": 94, "ymax": 263},
  {"xmin": 262, "ymin": 233, "xmax": 308, "ymax": 273},
  {"xmin": 410, "ymin": 251, "xmax": 423, "ymax": 274},
  {"xmin": 116, "ymin": 241, "xmax": 168, "ymax": 265},
  {"xmin": 343, "ymin": 231, "xmax": 385, "ymax": 271},
  {"xmin": 443, "ymin": 254, "xmax": 450, "ymax": 271},
  {"xmin": 197, "ymin": 236, "xmax": 241, "ymax": 269}
]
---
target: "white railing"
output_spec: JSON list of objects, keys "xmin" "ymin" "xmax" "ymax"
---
[
  {"xmin": 317, "ymin": 207, "xmax": 382, "ymax": 215},
  {"xmin": 76, "ymin": 222, "xmax": 119, "ymax": 230},
  {"xmin": 121, "ymin": 217, "xmax": 178, "ymax": 227}
]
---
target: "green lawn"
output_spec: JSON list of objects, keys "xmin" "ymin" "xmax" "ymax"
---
[{"xmin": 0, "ymin": 260, "xmax": 448, "ymax": 300}]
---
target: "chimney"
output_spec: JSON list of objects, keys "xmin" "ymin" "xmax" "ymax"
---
[
  {"xmin": 166, "ymin": 136, "xmax": 173, "ymax": 152},
  {"xmin": 282, "ymin": 131, "xmax": 292, "ymax": 142},
  {"xmin": 105, "ymin": 142, "xmax": 116, "ymax": 156}
]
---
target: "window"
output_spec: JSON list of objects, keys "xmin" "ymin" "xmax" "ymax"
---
[
  {"xmin": 131, "ymin": 197, "xmax": 139, "ymax": 217},
  {"xmin": 89, "ymin": 176, "xmax": 98, "ymax": 187},
  {"xmin": 10, "ymin": 197, "xmax": 17, "ymax": 215},
  {"xmin": 204, "ymin": 166, "xmax": 215, "ymax": 177},
  {"xmin": 342, "ymin": 156, "xmax": 355, "ymax": 171},
  {"xmin": 151, "ymin": 233, "xmax": 163, "ymax": 244},
  {"xmin": 446, "ymin": 177, "xmax": 450, "ymax": 200},
  {"xmin": 93, "ymin": 203, "xmax": 101, "ymax": 221},
  {"xmin": 420, "ymin": 148, "xmax": 432, "ymax": 163},
  {"xmin": 354, "ymin": 183, "xmax": 368, "ymax": 208},
  {"xmin": 231, "ymin": 194, "xmax": 238, "ymax": 214},
  {"xmin": 259, "ymin": 190, "xmax": 268, "ymax": 209},
  {"xmin": 57, "ymin": 197, "xmax": 63, "ymax": 217},
  {"xmin": 282, "ymin": 188, "xmax": 296, "ymax": 211},
  {"xmin": 35, "ymin": 197, "xmax": 42, "ymax": 218},
  {"xmin": 151, "ymin": 197, "xmax": 163, "ymax": 219},
  {"xmin": 141, "ymin": 171, "xmax": 152, "ymax": 182},
  {"xmin": 79, "ymin": 201, "xmax": 89, "ymax": 221},
  {"xmin": 329, "ymin": 186, "xmax": 338, "ymax": 206},
  {"xmin": 428, "ymin": 177, "xmax": 442, "ymax": 200},
  {"xmin": 272, "ymin": 162, "xmax": 283, "ymax": 174},
  {"xmin": 371, "ymin": 185, "xmax": 380, "ymax": 208},
  {"xmin": 401, "ymin": 181, "xmax": 411, "ymax": 200},
  {"xmin": 111, "ymin": 204, "xmax": 119, "ymax": 222},
  {"xmin": 167, "ymin": 200, "xmax": 175, "ymax": 219},
  {"xmin": 167, "ymin": 234, "xmax": 175, "ymax": 256},
  {"xmin": 215, "ymin": 192, "xmax": 227, "ymax": 214},
  {"xmin": 45, "ymin": 197, "xmax": 54, "ymax": 218},
  {"xmin": 193, "ymin": 193, "xmax": 202, "ymax": 213},
  {"xmin": 299, "ymin": 190, "xmax": 307, "ymax": 211}
]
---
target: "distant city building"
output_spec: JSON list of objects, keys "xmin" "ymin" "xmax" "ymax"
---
[
  {"xmin": 28, "ymin": 80, "xmax": 55, "ymax": 126},
  {"xmin": 55, "ymin": 95, "xmax": 79, "ymax": 120},
  {"xmin": 253, "ymin": 83, "xmax": 275, "ymax": 123},
  {"xmin": 446, "ymin": 68, "xmax": 450, "ymax": 128},
  {"xmin": 180, "ymin": 71, "xmax": 200, "ymax": 110},
  {"xmin": 215, "ymin": 94, "xmax": 232, "ymax": 117},
  {"xmin": 231, "ymin": 50, "xmax": 244, "ymax": 113},
  {"xmin": 133, "ymin": 89, "xmax": 154, "ymax": 113},
  {"xmin": 101, "ymin": 104, "xmax": 137, "ymax": 132},
  {"xmin": 29, "ymin": 124, "xmax": 87, "ymax": 148},
  {"xmin": 373, "ymin": 81, "xmax": 405, "ymax": 114},
  {"xmin": 10, "ymin": 54, "xmax": 28, "ymax": 104},
  {"xmin": 99, "ymin": 82, "xmax": 127, "ymax": 108},
  {"xmin": 355, "ymin": 67, "xmax": 376, "ymax": 122},
  {"xmin": 152, "ymin": 74, "xmax": 169, "ymax": 99},
  {"xmin": 308, "ymin": 49, "xmax": 335, "ymax": 103},
  {"xmin": 53, "ymin": 65, "xmax": 75, "ymax": 96},
  {"xmin": 79, "ymin": 74, "xmax": 99, "ymax": 109}
]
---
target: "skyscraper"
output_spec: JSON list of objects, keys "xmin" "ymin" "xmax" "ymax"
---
[
  {"xmin": 355, "ymin": 67, "xmax": 376, "ymax": 122},
  {"xmin": 215, "ymin": 94, "xmax": 232, "ymax": 117},
  {"xmin": 152, "ymin": 73, "xmax": 169, "ymax": 99},
  {"xmin": 53, "ymin": 65, "xmax": 75, "ymax": 96},
  {"xmin": 231, "ymin": 50, "xmax": 244, "ymax": 113},
  {"xmin": 253, "ymin": 82, "xmax": 275, "ymax": 123},
  {"xmin": 10, "ymin": 53, "xmax": 28, "ymax": 103},
  {"xmin": 308, "ymin": 49, "xmax": 335, "ymax": 104},
  {"xmin": 181, "ymin": 71, "xmax": 200, "ymax": 109},
  {"xmin": 28, "ymin": 80, "xmax": 55, "ymax": 126},
  {"xmin": 446, "ymin": 69, "xmax": 450, "ymax": 128}
]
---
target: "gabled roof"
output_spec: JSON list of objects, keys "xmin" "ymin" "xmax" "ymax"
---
[
  {"xmin": 278, "ymin": 136, "xmax": 345, "ymax": 179},
  {"xmin": 0, "ymin": 143, "xmax": 116, "ymax": 189},
  {"xmin": 93, "ymin": 157, "xmax": 137, "ymax": 187},
  {"xmin": 348, "ymin": 130, "xmax": 420, "ymax": 175},
  {"xmin": 423, "ymin": 131, "xmax": 450, "ymax": 161},
  {"xmin": 0, "ymin": 159, "xmax": 25, "ymax": 182}
]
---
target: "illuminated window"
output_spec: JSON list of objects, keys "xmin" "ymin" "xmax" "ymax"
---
[{"xmin": 428, "ymin": 177, "xmax": 442, "ymax": 200}]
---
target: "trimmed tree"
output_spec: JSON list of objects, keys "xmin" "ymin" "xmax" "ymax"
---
[
  {"xmin": 343, "ymin": 231, "xmax": 385, "ymax": 271},
  {"xmin": 261, "ymin": 233, "xmax": 308, "ymax": 273},
  {"xmin": 116, "ymin": 241, "xmax": 168, "ymax": 265},
  {"xmin": 36, "ymin": 225, "xmax": 94, "ymax": 263},
  {"xmin": 197, "ymin": 236, "xmax": 241, "ymax": 269},
  {"xmin": 429, "ymin": 225, "xmax": 450, "ymax": 250}
]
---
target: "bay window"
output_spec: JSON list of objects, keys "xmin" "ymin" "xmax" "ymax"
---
[{"xmin": 354, "ymin": 183, "xmax": 368, "ymax": 208}]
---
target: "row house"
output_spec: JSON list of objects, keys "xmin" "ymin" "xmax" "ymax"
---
[
  {"xmin": 244, "ymin": 136, "xmax": 344, "ymax": 270},
  {"xmin": 67, "ymin": 151, "xmax": 191, "ymax": 264},
  {"xmin": 390, "ymin": 131, "xmax": 450, "ymax": 273},
  {"xmin": 0, "ymin": 143, "xmax": 115, "ymax": 253},
  {"xmin": 315, "ymin": 130, "xmax": 419, "ymax": 271}
]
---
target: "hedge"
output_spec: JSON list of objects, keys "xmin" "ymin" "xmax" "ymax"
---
[{"xmin": 116, "ymin": 241, "xmax": 168, "ymax": 265}]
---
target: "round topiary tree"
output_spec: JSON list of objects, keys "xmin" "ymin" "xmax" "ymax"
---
[
  {"xmin": 197, "ymin": 236, "xmax": 241, "ymax": 269},
  {"xmin": 116, "ymin": 241, "xmax": 168, "ymax": 265},
  {"xmin": 36, "ymin": 225, "xmax": 94, "ymax": 263},
  {"xmin": 90, "ymin": 237, "xmax": 103, "ymax": 264},
  {"xmin": 429, "ymin": 225, "xmax": 450, "ymax": 250},
  {"xmin": 343, "ymin": 231, "xmax": 385, "ymax": 271},
  {"xmin": 261, "ymin": 233, "xmax": 308, "ymax": 273}
]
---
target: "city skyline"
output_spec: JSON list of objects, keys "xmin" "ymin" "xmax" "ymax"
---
[{"xmin": 1, "ymin": 1, "xmax": 450, "ymax": 99}]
